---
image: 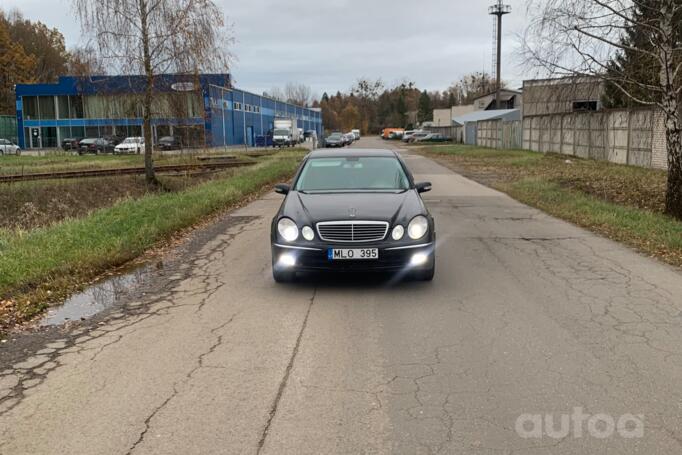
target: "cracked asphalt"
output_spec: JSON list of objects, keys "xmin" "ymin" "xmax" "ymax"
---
[{"xmin": 2, "ymin": 137, "xmax": 682, "ymax": 454}]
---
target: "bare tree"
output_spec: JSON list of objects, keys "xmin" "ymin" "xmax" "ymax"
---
[
  {"xmin": 72, "ymin": 0, "xmax": 232, "ymax": 183},
  {"xmin": 284, "ymin": 82, "xmax": 312, "ymax": 107},
  {"xmin": 67, "ymin": 45, "xmax": 106, "ymax": 77},
  {"xmin": 522, "ymin": 0, "xmax": 682, "ymax": 218},
  {"xmin": 266, "ymin": 86, "xmax": 286, "ymax": 101}
]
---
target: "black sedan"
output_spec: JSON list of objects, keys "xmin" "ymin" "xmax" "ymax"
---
[
  {"xmin": 158, "ymin": 136, "xmax": 182, "ymax": 150},
  {"xmin": 61, "ymin": 137, "xmax": 83, "ymax": 151},
  {"xmin": 271, "ymin": 149, "xmax": 435, "ymax": 282},
  {"xmin": 78, "ymin": 138, "xmax": 116, "ymax": 155}
]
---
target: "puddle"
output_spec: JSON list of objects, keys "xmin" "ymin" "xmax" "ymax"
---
[{"xmin": 40, "ymin": 266, "xmax": 155, "ymax": 327}]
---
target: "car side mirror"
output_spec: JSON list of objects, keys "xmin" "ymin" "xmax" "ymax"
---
[
  {"xmin": 274, "ymin": 184, "xmax": 290, "ymax": 195},
  {"xmin": 416, "ymin": 182, "xmax": 432, "ymax": 193}
]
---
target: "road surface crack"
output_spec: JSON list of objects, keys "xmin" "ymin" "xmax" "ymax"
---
[
  {"xmin": 125, "ymin": 313, "xmax": 239, "ymax": 454},
  {"xmin": 256, "ymin": 287, "xmax": 317, "ymax": 454}
]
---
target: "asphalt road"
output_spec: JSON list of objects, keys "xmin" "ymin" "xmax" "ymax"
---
[{"xmin": 2, "ymin": 137, "xmax": 682, "ymax": 454}]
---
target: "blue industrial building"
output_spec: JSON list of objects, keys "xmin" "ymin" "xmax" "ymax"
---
[{"xmin": 15, "ymin": 74, "xmax": 323, "ymax": 149}]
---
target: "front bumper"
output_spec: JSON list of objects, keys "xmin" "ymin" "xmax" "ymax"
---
[{"xmin": 272, "ymin": 242, "xmax": 434, "ymax": 273}]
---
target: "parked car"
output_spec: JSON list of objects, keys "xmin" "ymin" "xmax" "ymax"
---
[
  {"xmin": 78, "ymin": 137, "xmax": 116, "ymax": 155},
  {"xmin": 103, "ymin": 135, "xmax": 124, "ymax": 146},
  {"xmin": 402, "ymin": 130, "xmax": 417, "ymax": 142},
  {"xmin": 351, "ymin": 129, "xmax": 361, "ymax": 140},
  {"xmin": 417, "ymin": 133, "xmax": 450, "ymax": 143},
  {"xmin": 114, "ymin": 137, "xmax": 145, "ymax": 154},
  {"xmin": 270, "ymin": 149, "xmax": 435, "ymax": 282},
  {"xmin": 408, "ymin": 132, "xmax": 430, "ymax": 143},
  {"xmin": 158, "ymin": 136, "xmax": 181, "ymax": 150},
  {"xmin": 0, "ymin": 138, "xmax": 21, "ymax": 155},
  {"xmin": 344, "ymin": 133, "xmax": 355, "ymax": 145},
  {"xmin": 325, "ymin": 132, "xmax": 346, "ymax": 148},
  {"xmin": 61, "ymin": 137, "xmax": 83, "ymax": 151}
]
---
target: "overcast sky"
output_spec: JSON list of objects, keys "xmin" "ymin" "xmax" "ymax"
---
[{"xmin": 3, "ymin": 0, "xmax": 532, "ymax": 98}]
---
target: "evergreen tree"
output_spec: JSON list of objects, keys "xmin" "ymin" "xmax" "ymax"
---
[
  {"xmin": 603, "ymin": 0, "xmax": 682, "ymax": 108},
  {"xmin": 418, "ymin": 90, "xmax": 432, "ymax": 123}
]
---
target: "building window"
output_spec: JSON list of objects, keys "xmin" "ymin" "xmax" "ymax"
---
[
  {"xmin": 69, "ymin": 95, "xmax": 84, "ymax": 118},
  {"xmin": 57, "ymin": 96, "xmax": 70, "ymax": 119},
  {"xmin": 573, "ymin": 100, "xmax": 598, "ymax": 112},
  {"xmin": 38, "ymin": 96, "xmax": 56, "ymax": 119},
  {"xmin": 23, "ymin": 96, "xmax": 39, "ymax": 120},
  {"xmin": 234, "ymin": 102, "xmax": 241, "ymax": 111}
]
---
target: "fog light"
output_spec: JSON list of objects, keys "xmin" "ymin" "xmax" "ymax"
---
[
  {"xmin": 278, "ymin": 254, "xmax": 296, "ymax": 267},
  {"xmin": 410, "ymin": 252, "xmax": 429, "ymax": 266}
]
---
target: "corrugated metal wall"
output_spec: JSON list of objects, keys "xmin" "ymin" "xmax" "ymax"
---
[{"xmin": 208, "ymin": 85, "xmax": 323, "ymax": 147}]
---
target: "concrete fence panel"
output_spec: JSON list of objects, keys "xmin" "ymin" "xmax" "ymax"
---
[
  {"xmin": 549, "ymin": 115, "xmax": 562, "ymax": 153},
  {"xmin": 574, "ymin": 113, "xmax": 591, "ymax": 159},
  {"xmin": 522, "ymin": 117, "xmax": 532, "ymax": 149},
  {"xmin": 561, "ymin": 114, "xmax": 575, "ymax": 156},
  {"xmin": 628, "ymin": 110, "xmax": 653, "ymax": 167},
  {"xmin": 607, "ymin": 110, "xmax": 629, "ymax": 164},
  {"xmin": 520, "ymin": 107, "xmax": 666, "ymax": 170},
  {"xmin": 589, "ymin": 113, "xmax": 607, "ymax": 161}
]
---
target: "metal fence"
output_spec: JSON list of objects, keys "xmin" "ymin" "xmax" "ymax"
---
[
  {"xmin": 0, "ymin": 115, "xmax": 18, "ymax": 144},
  {"xmin": 476, "ymin": 120, "xmax": 523, "ymax": 149}
]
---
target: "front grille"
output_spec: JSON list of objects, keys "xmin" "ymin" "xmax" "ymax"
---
[{"xmin": 317, "ymin": 221, "xmax": 389, "ymax": 243}]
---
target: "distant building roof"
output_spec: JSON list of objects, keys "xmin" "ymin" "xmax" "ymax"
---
[
  {"xmin": 452, "ymin": 108, "xmax": 520, "ymax": 125},
  {"xmin": 472, "ymin": 88, "xmax": 522, "ymax": 101}
]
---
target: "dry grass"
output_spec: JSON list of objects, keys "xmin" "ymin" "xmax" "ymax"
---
[
  {"xmin": 0, "ymin": 151, "xmax": 306, "ymax": 332},
  {"xmin": 418, "ymin": 144, "xmax": 682, "ymax": 268}
]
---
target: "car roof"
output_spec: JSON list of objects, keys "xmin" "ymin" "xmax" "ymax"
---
[{"xmin": 308, "ymin": 149, "xmax": 398, "ymax": 159}]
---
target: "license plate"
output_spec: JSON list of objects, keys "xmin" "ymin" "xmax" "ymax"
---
[{"xmin": 328, "ymin": 248, "xmax": 379, "ymax": 261}]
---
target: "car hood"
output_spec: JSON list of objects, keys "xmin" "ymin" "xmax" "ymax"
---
[{"xmin": 281, "ymin": 191, "xmax": 426, "ymax": 225}]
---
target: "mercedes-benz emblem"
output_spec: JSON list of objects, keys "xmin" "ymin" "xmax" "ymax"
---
[{"xmin": 348, "ymin": 207, "xmax": 357, "ymax": 218}]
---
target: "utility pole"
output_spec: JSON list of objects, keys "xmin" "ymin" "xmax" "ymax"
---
[{"xmin": 489, "ymin": 0, "xmax": 511, "ymax": 110}]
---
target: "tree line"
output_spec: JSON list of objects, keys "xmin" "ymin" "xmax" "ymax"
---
[
  {"xmin": 317, "ymin": 72, "xmax": 505, "ymax": 134},
  {"xmin": 0, "ymin": 10, "xmax": 69, "ymax": 115}
]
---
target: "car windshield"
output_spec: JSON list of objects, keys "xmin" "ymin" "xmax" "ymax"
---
[
  {"xmin": 273, "ymin": 129, "xmax": 289, "ymax": 135},
  {"xmin": 329, "ymin": 133, "xmax": 342, "ymax": 138},
  {"xmin": 160, "ymin": 137, "xmax": 174, "ymax": 142},
  {"xmin": 294, "ymin": 156, "xmax": 410, "ymax": 192}
]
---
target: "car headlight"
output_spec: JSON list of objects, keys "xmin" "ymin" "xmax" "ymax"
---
[
  {"xmin": 408, "ymin": 216, "xmax": 429, "ymax": 240},
  {"xmin": 302, "ymin": 226, "xmax": 315, "ymax": 241},
  {"xmin": 392, "ymin": 225, "xmax": 405, "ymax": 240},
  {"xmin": 277, "ymin": 218, "xmax": 299, "ymax": 242}
]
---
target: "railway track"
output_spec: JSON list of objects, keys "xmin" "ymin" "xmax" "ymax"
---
[{"xmin": 0, "ymin": 160, "xmax": 256, "ymax": 183}]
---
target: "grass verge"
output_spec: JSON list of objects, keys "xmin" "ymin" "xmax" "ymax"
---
[
  {"xmin": 0, "ymin": 152, "xmax": 304, "ymax": 331},
  {"xmin": 418, "ymin": 144, "xmax": 682, "ymax": 268},
  {"xmin": 0, "ymin": 146, "xmax": 284, "ymax": 176}
]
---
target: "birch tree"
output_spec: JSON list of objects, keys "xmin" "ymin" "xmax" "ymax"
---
[
  {"xmin": 522, "ymin": 0, "xmax": 682, "ymax": 218},
  {"xmin": 72, "ymin": 0, "xmax": 232, "ymax": 183}
]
